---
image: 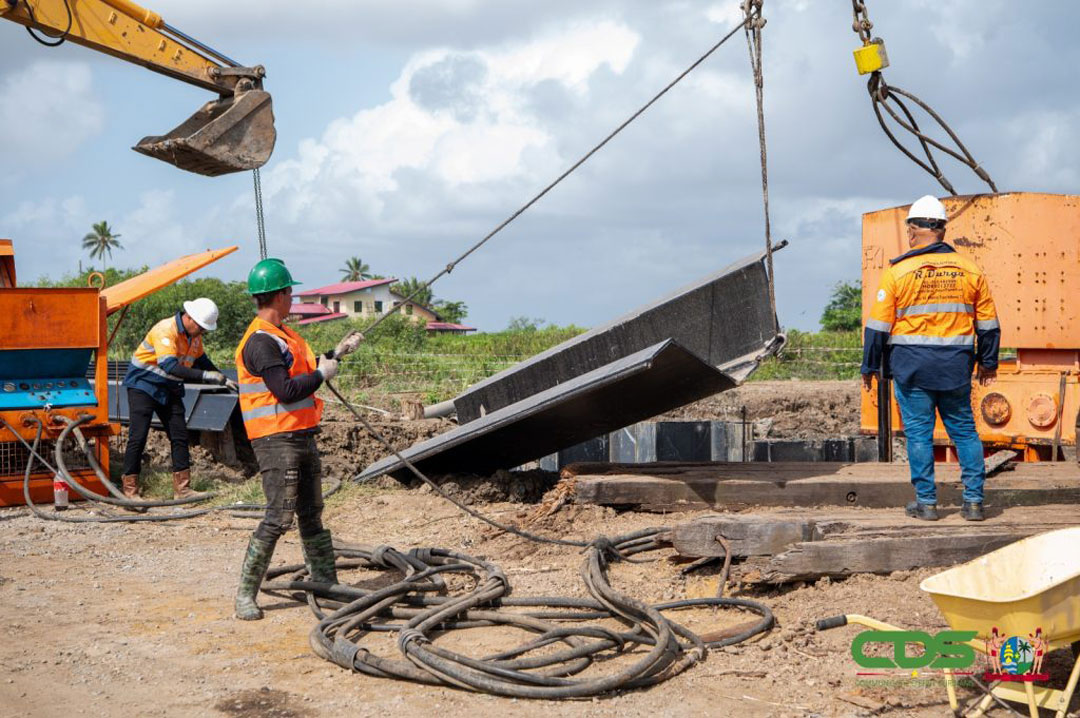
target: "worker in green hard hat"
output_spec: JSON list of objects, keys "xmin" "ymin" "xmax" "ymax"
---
[{"xmin": 230, "ymin": 258, "xmax": 364, "ymax": 620}]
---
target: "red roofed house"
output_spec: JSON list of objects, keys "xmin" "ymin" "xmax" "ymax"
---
[{"xmin": 292, "ymin": 278, "xmax": 475, "ymax": 333}]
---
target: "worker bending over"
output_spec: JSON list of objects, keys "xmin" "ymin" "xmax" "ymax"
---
[
  {"xmin": 861, "ymin": 195, "xmax": 1000, "ymax": 522},
  {"xmin": 121, "ymin": 298, "xmax": 235, "ymax": 503},
  {"xmin": 233, "ymin": 258, "xmax": 362, "ymax": 620}
]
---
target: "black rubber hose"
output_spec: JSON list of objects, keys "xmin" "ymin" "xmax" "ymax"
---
[
  {"xmin": 54, "ymin": 415, "xmax": 216, "ymax": 508},
  {"xmin": 15, "ymin": 418, "xmax": 212, "ymax": 524},
  {"xmin": 815, "ymin": 615, "xmax": 849, "ymax": 631}
]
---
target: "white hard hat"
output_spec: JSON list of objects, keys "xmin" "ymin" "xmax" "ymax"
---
[
  {"xmin": 907, "ymin": 195, "xmax": 948, "ymax": 223},
  {"xmin": 183, "ymin": 298, "xmax": 219, "ymax": 331}
]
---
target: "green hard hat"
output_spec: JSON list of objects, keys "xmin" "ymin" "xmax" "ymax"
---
[{"xmin": 246, "ymin": 258, "xmax": 301, "ymax": 295}]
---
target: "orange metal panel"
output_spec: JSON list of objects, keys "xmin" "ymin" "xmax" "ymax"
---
[
  {"xmin": 860, "ymin": 363, "xmax": 1078, "ymax": 449},
  {"xmin": 0, "ymin": 239, "xmax": 14, "ymax": 288},
  {"xmin": 101, "ymin": 245, "xmax": 238, "ymax": 315},
  {"xmin": 0, "ymin": 289, "xmax": 101, "ymax": 349},
  {"xmin": 860, "ymin": 193, "xmax": 1080, "ymax": 458},
  {"xmin": 861, "ymin": 192, "xmax": 1080, "ymax": 349}
]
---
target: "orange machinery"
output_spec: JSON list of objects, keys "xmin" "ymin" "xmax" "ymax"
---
[
  {"xmin": 860, "ymin": 193, "xmax": 1080, "ymax": 461},
  {"xmin": 0, "ymin": 239, "xmax": 237, "ymax": 506}
]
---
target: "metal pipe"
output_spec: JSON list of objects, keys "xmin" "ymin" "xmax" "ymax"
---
[
  {"xmin": 423, "ymin": 400, "xmax": 456, "ymax": 420},
  {"xmin": 877, "ymin": 376, "xmax": 893, "ymax": 462},
  {"xmin": 161, "ymin": 22, "xmax": 241, "ymax": 67}
]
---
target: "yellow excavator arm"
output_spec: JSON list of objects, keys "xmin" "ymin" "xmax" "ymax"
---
[{"xmin": 1, "ymin": 0, "xmax": 275, "ymax": 176}]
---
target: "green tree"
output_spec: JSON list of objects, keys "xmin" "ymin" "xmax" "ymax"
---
[
  {"xmin": 820, "ymin": 280, "xmax": 862, "ymax": 332},
  {"xmin": 506, "ymin": 316, "xmax": 546, "ymax": 332},
  {"xmin": 82, "ymin": 221, "xmax": 123, "ymax": 274},
  {"xmin": 433, "ymin": 300, "xmax": 468, "ymax": 324},
  {"xmin": 391, "ymin": 276, "xmax": 433, "ymax": 307},
  {"xmin": 340, "ymin": 256, "xmax": 372, "ymax": 282}
]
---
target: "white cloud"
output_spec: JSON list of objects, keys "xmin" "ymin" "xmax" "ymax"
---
[
  {"xmin": 262, "ymin": 19, "xmax": 640, "ymax": 226},
  {"xmin": 0, "ymin": 61, "xmax": 104, "ymax": 164}
]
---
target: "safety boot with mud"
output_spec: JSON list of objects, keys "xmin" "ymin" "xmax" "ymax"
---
[
  {"xmin": 121, "ymin": 474, "xmax": 147, "ymax": 513},
  {"xmin": 172, "ymin": 469, "xmax": 208, "ymax": 500},
  {"xmin": 960, "ymin": 502, "xmax": 985, "ymax": 521},
  {"xmin": 235, "ymin": 536, "xmax": 275, "ymax": 621},
  {"xmin": 905, "ymin": 501, "xmax": 939, "ymax": 521},
  {"xmin": 301, "ymin": 529, "xmax": 339, "ymax": 585}
]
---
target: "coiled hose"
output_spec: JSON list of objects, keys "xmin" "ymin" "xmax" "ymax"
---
[
  {"xmin": 264, "ymin": 533, "xmax": 774, "ymax": 698},
  {"xmin": 4, "ymin": 415, "xmax": 339, "ymax": 523}
]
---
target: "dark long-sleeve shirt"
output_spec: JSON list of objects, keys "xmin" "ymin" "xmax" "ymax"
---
[{"xmin": 240, "ymin": 332, "xmax": 323, "ymax": 404}]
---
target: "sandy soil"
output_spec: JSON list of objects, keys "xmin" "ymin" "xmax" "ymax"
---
[
  {"xmin": 5, "ymin": 483, "xmax": 1077, "ymax": 718},
  {"xmin": 660, "ymin": 381, "xmax": 861, "ymax": 439}
]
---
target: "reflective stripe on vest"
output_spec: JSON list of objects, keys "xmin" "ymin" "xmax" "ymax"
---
[
  {"xmin": 241, "ymin": 397, "xmax": 317, "ymax": 422},
  {"xmin": 235, "ymin": 317, "xmax": 323, "ymax": 439},
  {"xmin": 887, "ymin": 334, "xmax": 975, "ymax": 346},
  {"xmin": 895, "ymin": 303, "xmax": 974, "ymax": 317}
]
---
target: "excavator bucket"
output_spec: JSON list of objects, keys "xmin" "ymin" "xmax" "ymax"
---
[{"xmin": 133, "ymin": 89, "xmax": 275, "ymax": 177}]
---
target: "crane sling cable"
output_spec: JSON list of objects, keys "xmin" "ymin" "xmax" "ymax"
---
[
  {"xmin": 850, "ymin": 0, "xmax": 997, "ymax": 196},
  {"xmin": 742, "ymin": 0, "xmax": 777, "ymax": 323},
  {"xmin": 320, "ymin": 13, "xmax": 761, "ymax": 549}
]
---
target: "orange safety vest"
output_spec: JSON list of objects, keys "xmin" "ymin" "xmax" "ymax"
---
[
  {"xmin": 866, "ymin": 244, "xmax": 999, "ymax": 347},
  {"xmin": 235, "ymin": 317, "xmax": 323, "ymax": 439},
  {"xmin": 130, "ymin": 314, "xmax": 205, "ymax": 380}
]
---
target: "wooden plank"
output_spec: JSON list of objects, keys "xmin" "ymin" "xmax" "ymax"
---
[
  {"xmin": 672, "ymin": 515, "xmax": 822, "ymax": 557},
  {"xmin": 571, "ymin": 461, "xmax": 1080, "ymax": 512},
  {"xmin": 758, "ymin": 532, "xmax": 1029, "ymax": 583}
]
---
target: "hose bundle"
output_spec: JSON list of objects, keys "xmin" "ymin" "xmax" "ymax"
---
[{"xmin": 264, "ymin": 531, "xmax": 773, "ymax": 698}]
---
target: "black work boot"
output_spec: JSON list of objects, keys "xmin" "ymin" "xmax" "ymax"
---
[
  {"xmin": 960, "ymin": 502, "xmax": 985, "ymax": 521},
  {"xmin": 235, "ymin": 536, "xmax": 275, "ymax": 620},
  {"xmin": 301, "ymin": 529, "xmax": 339, "ymax": 585},
  {"xmin": 905, "ymin": 501, "xmax": 939, "ymax": 521}
]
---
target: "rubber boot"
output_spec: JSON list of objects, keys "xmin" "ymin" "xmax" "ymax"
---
[
  {"xmin": 301, "ymin": 529, "xmax": 339, "ymax": 585},
  {"xmin": 234, "ymin": 536, "xmax": 275, "ymax": 620},
  {"xmin": 172, "ymin": 469, "xmax": 207, "ymax": 500},
  {"xmin": 121, "ymin": 474, "xmax": 147, "ymax": 513}
]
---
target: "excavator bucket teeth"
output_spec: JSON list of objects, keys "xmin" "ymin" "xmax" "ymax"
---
[{"xmin": 133, "ymin": 90, "xmax": 275, "ymax": 177}]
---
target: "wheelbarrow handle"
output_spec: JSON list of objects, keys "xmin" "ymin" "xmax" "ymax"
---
[{"xmin": 816, "ymin": 615, "xmax": 849, "ymax": 631}]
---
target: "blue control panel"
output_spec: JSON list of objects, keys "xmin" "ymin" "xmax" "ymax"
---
[{"xmin": 0, "ymin": 377, "xmax": 97, "ymax": 410}]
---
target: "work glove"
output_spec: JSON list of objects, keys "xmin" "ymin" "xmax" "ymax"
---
[
  {"xmin": 202, "ymin": 370, "xmax": 228, "ymax": 386},
  {"xmin": 317, "ymin": 356, "xmax": 339, "ymax": 382},
  {"xmin": 225, "ymin": 379, "xmax": 240, "ymax": 393},
  {"xmin": 333, "ymin": 330, "xmax": 365, "ymax": 359}
]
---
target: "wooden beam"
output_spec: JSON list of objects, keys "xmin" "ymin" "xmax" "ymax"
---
[
  {"xmin": 672, "ymin": 516, "xmax": 822, "ymax": 557},
  {"xmin": 569, "ymin": 462, "xmax": 1080, "ymax": 512},
  {"xmin": 757, "ymin": 532, "xmax": 1027, "ymax": 583}
]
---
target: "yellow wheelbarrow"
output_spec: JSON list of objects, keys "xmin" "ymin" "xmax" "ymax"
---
[{"xmin": 817, "ymin": 527, "xmax": 1080, "ymax": 717}]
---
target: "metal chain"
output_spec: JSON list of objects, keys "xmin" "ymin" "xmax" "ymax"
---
[
  {"xmin": 848, "ymin": 0, "xmax": 997, "ymax": 195},
  {"xmin": 743, "ymin": 0, "xmax": 777, "ymax": 324},
  {"xmin": 850, "ymin": 0, "xmax": 873, "ymax": 45},
  {"xmin": 252, "ymin": 168, "xmax": 267, "ymax": 260}
]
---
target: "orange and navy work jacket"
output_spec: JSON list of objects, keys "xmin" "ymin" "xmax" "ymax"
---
[
  {"xmin": 122, "ymin": 312, "xmax": 213, "ymax": 404},
  {"xmin": 861, "ymin": 242, "xmax": 1000, "ymax": 391},
  {"xmin": 235, "ymin": 318, "xmax": 323, "ymax": 440}
]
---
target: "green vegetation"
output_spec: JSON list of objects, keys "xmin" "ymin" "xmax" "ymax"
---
[
  {"xmin": 340, "ymin": 256, "xmax": 372, "ymax": 282},
  {"xmin": 820, "ymin": 280, "xmax": 862, "ymax": 332},
  {"xmin": 752, "ymin": 329, "xmax": 861, "ymax": 381},
  {"xmin": 82, "ymin": 220, "xmax": 123, "ymax": 272}
]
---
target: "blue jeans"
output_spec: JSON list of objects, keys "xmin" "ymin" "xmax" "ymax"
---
[{"xmin": 893, "ymin": 382, "xmax": 985, "ymax": 504}]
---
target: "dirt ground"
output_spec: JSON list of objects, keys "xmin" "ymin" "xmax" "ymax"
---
[
  {"xmin": 6, "ymin": 487, "xmax": 1078, "ymax": 718},
  {"xmin": 660, "ymin": 380, "xmax": 862, "ymax": 438},
  {"xmin": 3, "ymin": 379, "xmax": 1076, "ymax": 717}
]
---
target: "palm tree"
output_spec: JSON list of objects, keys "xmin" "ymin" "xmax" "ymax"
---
[
  {"xmin": 340, "ymin": 257, "xmax": 372, "ymax": 282},
  {"xmin": 391, "ymin": 276, "xmax": 433, "ymax": 307},
  {"xmin": 82, "ymin": 221, "xmax": 122, "ymax": 273}
]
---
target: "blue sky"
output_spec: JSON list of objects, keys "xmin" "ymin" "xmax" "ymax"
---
[{"xmin": 2, "ymin": 1, "xmax": 1078, "ymax": 331}]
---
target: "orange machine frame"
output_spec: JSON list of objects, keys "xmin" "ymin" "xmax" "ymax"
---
[
  {"xmin": 0, "ymin": 240, "xmax": 237, "ymax": 506},
  {"xmin": 0, "ymin": 288, "xmax": 114, "ymax": 505},
  {"xmin": 860, "ymin": 193, "xmax": 1080, "ymax": 460}
]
